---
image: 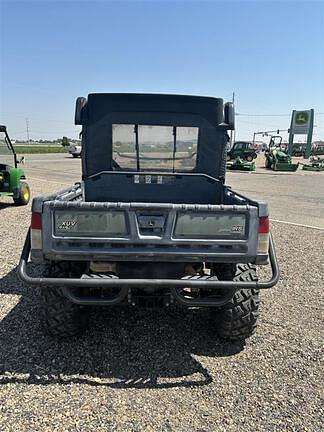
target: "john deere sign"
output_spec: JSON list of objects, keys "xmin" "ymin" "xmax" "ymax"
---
[
  {"xmin": 288, "ymin": 109, "xmax": 314, "ymax": 158},
  {"xmin": 291, "ymin": 110, "xmax": 313, "ymax": 134},
  {"xmin": 295, "ymin": 111, "xmax": 309, "ymax": 124}
]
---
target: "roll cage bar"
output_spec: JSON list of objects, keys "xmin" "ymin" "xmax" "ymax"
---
[{"xmin": 0, "ymin": 125, "xmax": 18, "ymax": 168}]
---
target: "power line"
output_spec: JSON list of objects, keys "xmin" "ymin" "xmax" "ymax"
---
[
  {"xmin": 236, "ymin": 112, "xmax": 324, "ymax": 117},
  {"xmin": 236, "ymin": 113, "xmax": 290, "ymax": 117}
]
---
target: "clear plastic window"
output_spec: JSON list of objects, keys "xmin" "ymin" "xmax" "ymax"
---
[{"xmin": 112, "ymin": 124, "xmax": 198, "ymax": 172}]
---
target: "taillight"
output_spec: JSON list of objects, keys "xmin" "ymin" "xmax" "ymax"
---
[
  {"xmin": 258, "ymin": 216, "xmax": 270, "ymax": 234},
  {"xmin": 31, "ymin": 212, "xmax": 42, "ymax": 249},
  {"xmin": 31, "ymin": 212, "xmax": 42, "ymax": 230},
  {"xmin": 257, "ymin": 216, "xmax": 270, "ymax": 254}
]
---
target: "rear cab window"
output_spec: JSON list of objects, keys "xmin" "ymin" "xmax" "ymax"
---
[{"xmin": 112, "ymin": 124, "xmax": 198, "ymax": 172}]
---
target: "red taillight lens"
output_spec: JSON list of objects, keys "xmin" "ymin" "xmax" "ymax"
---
[
  {"xmin": 258, "ymin": 216, "xmax": 269, "ymax": 234},
  {"xmin": 31, "ymin": 212, "xmax": 42, "ymax": 230}
]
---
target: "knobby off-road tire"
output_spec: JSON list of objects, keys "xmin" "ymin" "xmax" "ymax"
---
[
  {"xmin": 216, "ymin": 264, "xmax": 260, "ymax": 342},
  {"xmin": 41, "ymin": 265, "xmax": 90, "ymax": 338}
]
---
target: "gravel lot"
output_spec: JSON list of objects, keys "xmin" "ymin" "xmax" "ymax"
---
[{"xmin": 0, "ymin": 155, "xmax": 323, "ymax": 431}]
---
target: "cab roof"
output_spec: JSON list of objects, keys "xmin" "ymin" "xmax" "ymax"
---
[{"xmin": 76, "ymin": 93, "xmax": 224, "ymax": 127}]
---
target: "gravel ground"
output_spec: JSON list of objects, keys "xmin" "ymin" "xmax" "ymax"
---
[{"xmin": 0, "ymin": 177, "xmax": 323, "ymax": 431}]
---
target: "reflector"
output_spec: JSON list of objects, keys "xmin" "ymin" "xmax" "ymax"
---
[
  {"xmin": 257, "ymin": 233, "xmax": 270, "ymax": 254},
  {"xmin": 31, "ymin": 229, "xmax": 42, "ymax": 250}
]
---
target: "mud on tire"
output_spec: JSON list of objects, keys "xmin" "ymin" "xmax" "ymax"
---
[{"xmin": 216, "ymin": 264, "xmax": 260, "ymax": 342}]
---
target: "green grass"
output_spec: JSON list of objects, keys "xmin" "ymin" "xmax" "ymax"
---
[{"xmin": 14, "ymin": 145, "xmax": 67, "ymax": 154}]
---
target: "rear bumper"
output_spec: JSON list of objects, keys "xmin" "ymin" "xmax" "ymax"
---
[{"xmin": 18, "ymin": 230, "xmax": 280, "ymax": 306}]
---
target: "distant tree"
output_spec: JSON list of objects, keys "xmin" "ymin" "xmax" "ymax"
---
[{"xmin": 61, "ymin": 136, "xmax": 70, "ymax": 147}]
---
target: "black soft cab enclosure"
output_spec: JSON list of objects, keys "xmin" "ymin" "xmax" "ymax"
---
[{"xmin": 76, "ymin": 93, "xmax": 231, "ymax": 204}]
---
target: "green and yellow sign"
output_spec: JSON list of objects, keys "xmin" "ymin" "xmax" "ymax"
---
[
  {"xmin": 288, "ymin": 109, "xmax": 314, "ymax": 159},
  {"xmin": 295, "ymin": 111, "xmax": 309, "ymax": 125},
  {"xmin": 291, "ymin": 110, "xmax": 313, "ymax": 134}
]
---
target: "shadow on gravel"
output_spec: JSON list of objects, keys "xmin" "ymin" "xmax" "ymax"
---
[
  {"xmin": 0, "ymin": 267, "xmax": 244, "ymax": 389},
  {"xmin": 0, "ymin": 202, "xmax": 16, "ymax": 210}
]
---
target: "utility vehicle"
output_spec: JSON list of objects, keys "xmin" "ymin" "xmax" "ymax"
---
[
  {"xmin": 68, "ymin": 143, "xmax": 82, "ymax": 158},
  {"xmin": 0, "ymin": 125, "xmax": 30, "ymax": 205},
  {"xmin": 227, "ymin": 141, "xmax": 257, "ymax": 162},
  {"xmin": 19, "ymin": 94, "xmax": 279, "ymax": 341}
]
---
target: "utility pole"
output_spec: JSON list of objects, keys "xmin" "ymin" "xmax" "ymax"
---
[
  {"xmin": 26, "ymin": 118, "xmax": 30, "ymax": 145},
  {"xmin": 230, "ymin": 91, "xmax": 235, "ymax": 147}
]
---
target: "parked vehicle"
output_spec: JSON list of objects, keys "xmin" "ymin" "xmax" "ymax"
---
[
  {"xmin": 252, "ymin": 141, "xmax": 268, "ymax": 152},
  {"xmin": 68, "ymin": 144, "xmax": 82, "ymax": 158},
  {"xmin": 292, "ymin": 143, "xmax": 306, "ymax": 157},
  {"xmin": 227, "ymin": 141, "xmax": 257, "ymax": 162},
  {"xmin": 19, "ymin": 94, "xmax": 279, "ymax": 342},
  {"xmin": 311, "ymin": 143, "xmax": 324, "ymax": 156},
  {"xmin": 0, "ymin": 125, "xmax": 30, "ymax": 205}
]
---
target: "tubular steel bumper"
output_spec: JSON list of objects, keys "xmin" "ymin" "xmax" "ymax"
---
[{"xmin": 18, "ymin": 229, "xmax": 280, "ymax": 306}]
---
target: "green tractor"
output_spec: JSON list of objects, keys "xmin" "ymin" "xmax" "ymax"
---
[
  {"xmin": 0, "ymin": 125, "xmax": 30, "ymax": 205},
  {"xmin": 265, "ymin": 136, "xmax": 299, "ymax": 172}
]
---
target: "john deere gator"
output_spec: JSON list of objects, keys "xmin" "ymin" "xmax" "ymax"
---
[{"xmin": 18, "ymin": 93, "xmax": 279, "ymax": 341}]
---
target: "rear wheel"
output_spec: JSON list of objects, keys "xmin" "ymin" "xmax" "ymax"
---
[
  {"xmin": 13, "ymin": 181, "xmax": 30, "ymax": 206},
  {"xmin": 41, "ymin": 287, "xmax": 90, "ymax": 338},
  {"xmin": 41, "ymin": 264, "xmax": 90, "ymax": 338},
  {"xmin": 214, "ymin": 264, "xmax": 260, "ymax": 342}
]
